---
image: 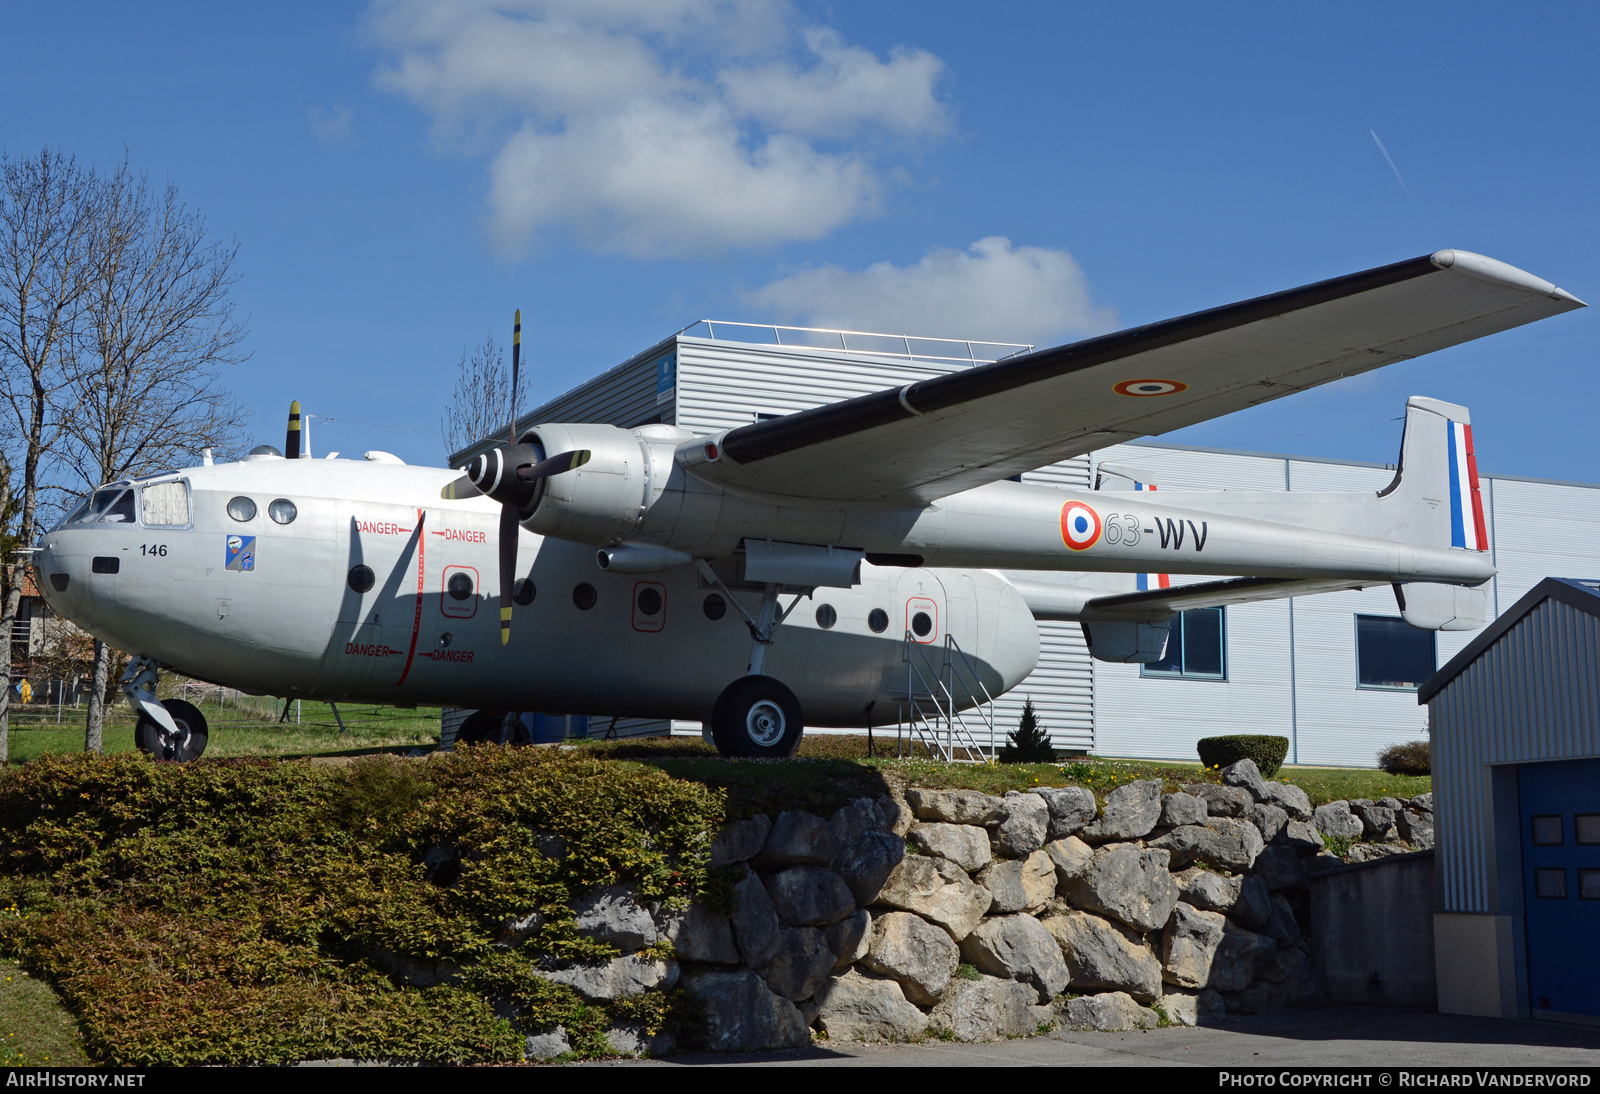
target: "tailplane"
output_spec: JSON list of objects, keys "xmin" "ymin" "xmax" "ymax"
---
[{"xmin": 1380, "ymin": 397, "xmax": 1490, "ymax": 630}]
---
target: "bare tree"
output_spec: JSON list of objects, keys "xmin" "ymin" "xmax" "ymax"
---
[
  {"xmin": 0, "ymin": 148, "xmax": 102, "ymax": 762},
  {"xmin": 64, "ymin": 161, "xmax": 249, "ymax": 752},
  {"xmin": 441, "ymin": 330, "xmax": 522, "ymax": 460}
]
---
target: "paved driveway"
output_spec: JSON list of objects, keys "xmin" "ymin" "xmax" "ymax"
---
[{"xmin": 581, "ymin": 1007, "xmax": 1600, "ymax": 1068}]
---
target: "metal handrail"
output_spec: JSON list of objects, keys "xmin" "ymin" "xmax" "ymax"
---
[
  {"xmin": 679, "ymin": 320, "xmax": 1034, "ymax": 368},
  {"xmin": 897, "ymin": 632, "xmax": 992, "ymax": 762},
  {"xmin": 941, "ymin": 634, "xmax": 999, "ymax": 759}
]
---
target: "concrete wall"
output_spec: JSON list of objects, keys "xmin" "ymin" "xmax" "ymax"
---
[{"xmin": 1310, "ymin": 850, "xmax": 1437, "ymax": 1006}]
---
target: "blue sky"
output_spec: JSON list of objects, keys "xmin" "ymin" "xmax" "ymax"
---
[{"xmin": 5, "ymin": 2, "xmax": 1594, "ymax": 479}]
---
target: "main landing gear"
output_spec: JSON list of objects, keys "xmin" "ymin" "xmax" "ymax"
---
[
  {"xmin": 122, "ymin": 656, "xmax": 209, "ymax": 762},
  {"xmin": 698, "ymin": 565, "xmax": 808, "ymax": 758}
]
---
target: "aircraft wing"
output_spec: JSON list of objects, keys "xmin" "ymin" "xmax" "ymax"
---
[{"xmin": 694, "ymin": 250, "xmax": 1583, "ymax": 504}]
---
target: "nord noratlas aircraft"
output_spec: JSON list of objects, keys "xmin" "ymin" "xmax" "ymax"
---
[{"xmin": 34, "ymin": 250, "xmax": 1584, "ymax": 759}]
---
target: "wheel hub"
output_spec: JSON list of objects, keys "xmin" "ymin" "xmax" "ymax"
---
[{"xmin": 745, "ymin": 700, "xmax": 786, "ymax": 747}]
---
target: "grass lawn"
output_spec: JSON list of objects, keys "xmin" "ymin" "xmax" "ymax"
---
[{"xmin": 0, "ymin": 957, "xmax": 88, "ymax": 1066}]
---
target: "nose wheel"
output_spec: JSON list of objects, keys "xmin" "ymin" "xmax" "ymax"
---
[
  {"xmin": 135, "ymin": 697, "xmax": 209, "ymax": 762},
  {"xmin": 710, "ymin": 675, "xmax": 803, "ymax": 758}
]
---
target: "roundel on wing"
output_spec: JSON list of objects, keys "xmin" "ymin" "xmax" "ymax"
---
[
  {"xmin": 1114, "ymin": 378, "xmax": 1188, "ymax": 397},
  {"xmin": 1060, "ymin": 501, "xmax": 1102, "ymax": 551}
]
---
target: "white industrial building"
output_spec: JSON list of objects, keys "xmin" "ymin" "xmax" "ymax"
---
[{"xmin": 471, "ymin": 322, "xmax": 1600, "ymax": 767}]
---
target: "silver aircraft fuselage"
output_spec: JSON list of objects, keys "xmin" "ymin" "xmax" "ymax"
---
[{"xmin": 34, "ymin": 454, "xmax": 1041, "ymax": 725}]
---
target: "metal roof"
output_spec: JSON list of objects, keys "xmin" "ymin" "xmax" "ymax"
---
[{"xmin": 1417, "ymin": 576, "xmax": 1600, "ymax": 703}]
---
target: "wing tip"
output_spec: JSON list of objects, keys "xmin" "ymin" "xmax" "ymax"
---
[{"xmin": 1431, "ymin": 249, "xmax": 1585, "ymax": 306}]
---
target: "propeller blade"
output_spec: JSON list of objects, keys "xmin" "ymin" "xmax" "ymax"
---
[
  {"xmin": 515, "ymin": 449, "xmax": 592, "ymax": 482},
  {"xmin": 508, "ymin": 309, "xmax": 521, "ymax": 448},
  {"xmin": 498, "ymin": 502, "xmax": 519, "ymax": 645},
  {"xmin": 440, "ymin": 474, "xmax": 482, "ymax": 501},
  {"xmin": 285, "ymin": 401, "xmax": 302, "ymax": 460}
]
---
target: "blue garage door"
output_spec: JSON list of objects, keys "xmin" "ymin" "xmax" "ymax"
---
[{"xmin": 1520, "ymin": 756, "xmax": 1600, "ymax": 1020}]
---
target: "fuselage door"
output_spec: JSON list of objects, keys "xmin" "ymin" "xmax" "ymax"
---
[{"xmin": 318, "ymin": 501, "xmax": 425, "ymax": 695}]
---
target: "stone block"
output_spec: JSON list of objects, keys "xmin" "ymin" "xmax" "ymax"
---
[
  {"xmin": 906, "ymin": 788, "xmax": 1005, "ymax": 825},
  {"xmin": 814, "ymin": 970, "xmax": 928, "ymax": 1042},
  {"xmin": 1045, "ymin": 835, "xmax": 1094, "ymax": 888},
  {"xmin": 1043, "ymin": 911, "xmax": 1163, "ymax": 1002},
  {"xmin": 909, "ymin": 821, "xmax": 992, "ymax": 872},
  {"xmin": 1397, "ymin": 810, "xmax": 1435, "ymax": 849},
  {"xmin": 928, "ymin": 976, "xmax": 1040, "ymax": 1041},
  {"xmin": 710, "ymin": 814, "xmax": 771, "ymax": 868},
  {"xmin": 874, "ymin": 854, "xmax": 991, "ymax": 941},
  {"xmin": 1156, "ymin": 988, "xmax": 1226, "ymax": 1027},
  {"xmin": 1312, "ymin": 800, "xmax": 1364, "ymax": 840},
  {"xmin": 1206, "ymin": 923, "xmax": 1277, "ymax": 993},
  {"xmin": 755, "ymin": 811, "xmax": 834, "ymax": 869},
  {"xmin": 573, "ymin": 883, "xmax": 657, "ymax": 952},
  {"xmin": 1080, "ymin": 779, "xmax": 1163, "ymax": 842},
  {"xmin": 832, "ymin": 828, "xmax": 906, "ymax": 906},
  {"xmin": 824, "ymin": 908, "xmax": 872, "ymax": 969},
  {"xmin": 685, "ymin": 969, "xmax": 812, "ymax": 1052},
  {"xmin": 765, "ymin": 865, "xmax": 856, "ymax": 927},
  {"xmin": 1229, "ymin": 875, "xmax": 1273, "ymax": 929},
  {"xmin": 876, "ymin": 794, "xmax": 916, "ymax": 837},
  {"xmin": 1031, "ymin": 785, "xmax": 1098, "ymax": 839},
  {"xmin": 1175, "ymin": 866, "xmax": 1241, "ymax": 914},
  {"xmin": 828, "ymin": 798, "xmax": 888, "ymax": 849},
  {"xmin": 1252, "ymin": 845, "xmax": 1306, "ymax": 892},
  {"xmin": 1061, "ymin": 992, "xmax": 1159, "ymax": 1031},
  {"xmin": 1279, "ymin": 820, "xmax": 1325, "ymax": 855},
  {"xmin": 1352, "ymin": 800, "xmax": 1398, "ymax": 841},
  {"xmin": 1162, "ymin": 901, "xmax": 1227, "ymax": 989},
  {"xmin": 860, "ymin": 910, "xmax": 960, "ymax": 1005},
  {"xmin": 959, "ymin": 913, "xmax": 1071, "ymax": 1002},
  {"xmin": 978, "ymin": 850, "xmax": 1056, "ymax": 915},
  {"xmin": 989, "ymin": 791, "xmax": 1050, "ymax": 856},
  {"xmin": 1062, "ymin": 843, "xmax": 1180, "ymax": 932},
  {"xmin": 1246, "ymin": 802, "xmax": 1289, "ymax": 844},
  {"xmin": 524, "ymin": 1026, "xmax": 570, "ymax": 1060},
  {"xmin": 655, "ymin": 902, "xmax": 740, "ymax": 965},
  {"xmin": 1221, "ymin": 758, "xmax": 1271, "ymax": 802},
  {"xmin": 1160, "ymin": 792, "xmax": 1209, "ymax": 828},
  {"xmin": 757, "ymin": 927, "xmax": 836, "ymax": 1001},
  {"xmin": 544, "ymin": 954, "xmax": 678, "ymax": 1001},
  {"xmin": 1261, "ymin": 781, "xmax": 1313, "ymax": 821},
  {"xmin": 1148, "ymin": 818, "xmax": 1265, "ymax": 873},
  {"xmin": 1184, "ymin": 783, "xmax": 1253, "ymax": 818},
  {"xmin": 731, "ymin": 866, "xmax": 782, "ymax": 966}
]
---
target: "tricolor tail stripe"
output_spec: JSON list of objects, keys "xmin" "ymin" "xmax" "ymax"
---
[
  {"xmin": 1447, "ymin": 422, "xmax": 1488, "ymax": 551},
  {"xmin": 1134, "ymin": 482, "xmax": 1170, "ymax": 591}
]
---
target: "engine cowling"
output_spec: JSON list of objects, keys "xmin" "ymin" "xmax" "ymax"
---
[{"xmin": 519, "ymin": 423, "xmax": 665, "ymax": 546}]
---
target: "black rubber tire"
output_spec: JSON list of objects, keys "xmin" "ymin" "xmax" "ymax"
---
[
  {"xmin": 710, "ymin": 675, "xmax": 804, "ymax": 758},
  {"xmin": 134, "ymin": 698, "xmax": 209, "ymax": 762},
  {"xmin": 457, "ymin": 709, "xmax": 504, "ymax": 745}
]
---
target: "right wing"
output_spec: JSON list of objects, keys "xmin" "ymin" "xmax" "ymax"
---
[{"xmin": 691, "ymin": 250, "xmax": 1583, "ymax": 505}]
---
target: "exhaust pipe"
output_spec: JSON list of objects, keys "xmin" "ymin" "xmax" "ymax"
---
[{"xmin": 596, "ymin": 543, "xmax": 694, "ymax": 574}]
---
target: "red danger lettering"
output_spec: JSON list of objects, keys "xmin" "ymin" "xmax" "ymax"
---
[
  {"xmin": 430, "ymin": 528, "xmax": 487, "ymax": 543},
  {"xmin": 345, "ymin": 642, "xmax": 400, "ymax": 657},
  {"xmin": 357, "ymin": 520, "xmax": 411, "ymax": 535},
  {"xmin": 424, "ymin": 649, "xmax": 475, "ymax": 663}
]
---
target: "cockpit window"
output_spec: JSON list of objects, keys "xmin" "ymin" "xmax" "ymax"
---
[
  {"xmin": 69, "ymin": 487, "xmax": 125, "ymax": 526},
  {"xmin": 99, "ymin": 491, "xmax": 136, "ymax": 524},
  {"xmin": 141, "ymin": 481, "xmax": 190, "ymax": 527}
]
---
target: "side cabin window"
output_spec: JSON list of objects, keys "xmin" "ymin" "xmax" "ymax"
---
[{"xmin": 141, "ymin": 481, "xmax": 191, "ymax": 527}]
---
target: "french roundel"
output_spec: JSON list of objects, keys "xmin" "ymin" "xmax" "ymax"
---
[
  {"xmin": 1114, "ymin": 378, "xmax": 1189, "ymax": 397},
  {"xmin": 1060, "ymin": 501, "xmax": 1102, "ymax": 550}
]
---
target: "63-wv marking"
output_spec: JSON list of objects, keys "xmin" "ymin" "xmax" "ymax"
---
[{"xmin": 1101, "ymin": 515, "xmax": 1208, "ymax": 552}]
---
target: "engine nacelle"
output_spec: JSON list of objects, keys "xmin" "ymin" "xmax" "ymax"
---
[{"xmin": 521, "ymin": 423, "xmax": 678, "ymax": 546}]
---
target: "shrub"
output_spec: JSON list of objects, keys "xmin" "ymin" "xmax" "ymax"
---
[
  {"xmin": 1196, "ymin": 735, "xmax": 1289, "ymax": 778},
  {"xmin": 1377, "ymin": 740, "xmax": 1430, "ymax": 776},
  {"xmin": 998, "ymin": 700, "xmax": 1054, "ymax": 764}
]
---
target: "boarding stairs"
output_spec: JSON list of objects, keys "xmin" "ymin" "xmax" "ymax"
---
[{"xmin": 895, "ymin": 632, "xmax": 1000, "ymax": 762}]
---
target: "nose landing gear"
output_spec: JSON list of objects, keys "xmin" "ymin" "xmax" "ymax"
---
[
  {"xmin": 122, "ymin": 656, "xmax": 209, "ymax": 762},
  {"xmin": 709, "ymin": 674, "xmax": 803, "ymax": 758}
]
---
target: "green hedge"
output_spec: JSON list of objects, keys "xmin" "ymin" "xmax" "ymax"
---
[
  {"xmin": 0, "ymin": 749, "xmax": 725, "ymax": 1065},
  {"xmin": 1377, "ymin": 740, "xmax": 1430, "ymax": 776},
  {"xmin": 1195, "ymin": 735, "xmax": 1289, "ymax": 779}
]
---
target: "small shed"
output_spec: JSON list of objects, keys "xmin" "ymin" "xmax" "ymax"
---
[{"xmin": 1419, "ymin": 577, "xmax": 1600, "ymax": 1024}]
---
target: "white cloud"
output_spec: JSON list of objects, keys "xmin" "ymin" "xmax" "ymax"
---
[
  {"xmin": 309, "ymin": 105, "xmax": 356, "ymax": 144},
  {"xmin": 365, "ymin": 1, "xmax": 949, "ymax": 257},
  {"xmin": 746, "ymin": 237, "xmax": 1118, "ymax": 347}
]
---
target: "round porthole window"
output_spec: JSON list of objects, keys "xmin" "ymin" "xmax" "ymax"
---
[
  {"xmin": 868, "ymin": 608, "xmax": 889, "ymax": 633},
  {"xmin": 347, "ymin": 565, "xmax": 375, "ymax": 593},
  {"xmin": 573, "ymin": 583, "xmax": 597, "ymax": 610},
  {"xmin": 912, "ymin": 611, "xmax": 933, "ymax": 637},
  {"xmin": 637, "ymin": 587, "xmax": 663, "ymax": 616},
  {"xmin": 815, "ymin": 604, "xmax": 837, "ymax": 629},
  {"xmin": 268, "ymin": 498, "xmax": 297, "ymax": 524},
  {"xmin": 447, "ymin": 572, "xmax": 474, "ymax": 600},
  {"xmin": 512, "ymin": 579, "xmax": 536, "ymax": 606},
  {"xmin": 227, "ymin": 496, "xmax": 257, "ymax": 522},
  {"xmin": 703, "ymin": 593, "xmax": 726, "ymax": 621}
]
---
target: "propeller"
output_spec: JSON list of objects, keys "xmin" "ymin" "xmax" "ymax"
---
[
  {"xmin": 436, "ymin": 310, "xmax": 591, "ymax": 644},
  {"xmin": 285, "ymin": 400, "xmax": 302, "ymax": 460}
]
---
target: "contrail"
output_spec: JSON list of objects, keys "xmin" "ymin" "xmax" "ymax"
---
[{"xmin": 1370, "ymin": 129, "xmax": 1420, "ymax": 208}]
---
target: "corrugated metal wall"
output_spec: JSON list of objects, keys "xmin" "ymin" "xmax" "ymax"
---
[{"xmin": 1431, "ymin": 595, "xmax": 1600, "ymax": 913}]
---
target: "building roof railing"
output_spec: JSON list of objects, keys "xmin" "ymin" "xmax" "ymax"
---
[{"xmin": 678, "ymin": 320, "xmax": 1033, "ymax": 367}]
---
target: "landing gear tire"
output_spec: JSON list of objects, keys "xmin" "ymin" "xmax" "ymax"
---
[
  {"xmin": 710, "ymin": 675, "xmax": 803, "ymax": 758},
  {"xmin": 458, "ymin": 709, "xmax": 503, "ymax": 746},
  {"xmin": 135, "ymin": 698, "xmax": 209, "ymax": 763}
]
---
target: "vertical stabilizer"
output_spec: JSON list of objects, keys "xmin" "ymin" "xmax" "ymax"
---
[{"xmin": 1381, "ymin": 396, "xmax": 1490, "ymax": 630}]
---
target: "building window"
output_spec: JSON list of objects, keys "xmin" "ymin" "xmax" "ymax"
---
[
  {"xmin": 1141, "ymin": 608, "xmax": 1226, "ymax": 680},
  {"xmin": 1355, "ymin": 615, "xmax": 1436, "ymax": 690}
]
